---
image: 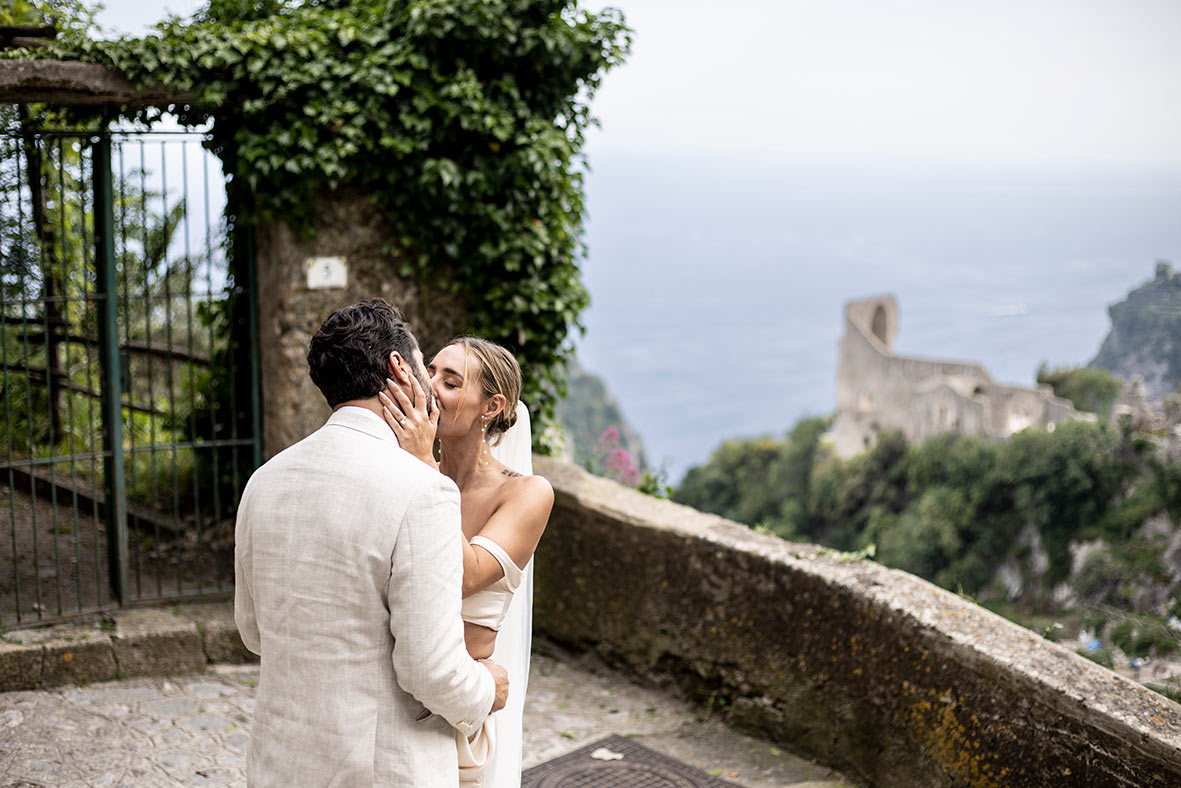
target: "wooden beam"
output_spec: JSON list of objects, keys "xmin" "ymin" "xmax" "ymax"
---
[
  {"xmin": 0, "ymin": 313, "xmax": 69, "ymax": 329},
  {"xmin": 0, "ymin": 26, "xmax": 58, "ymax": 39},
  {"xmin": 0, "ymin": 59, "xmax": 193, "ymax": 106},
  {"xmin": 17, "ymin": 330, "xmax": 213, "ymax": 366},
  {"xmin": 0, "ymin": 362, "xmax": 168, "ymax": 416}
]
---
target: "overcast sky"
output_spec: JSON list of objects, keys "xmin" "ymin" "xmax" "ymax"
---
[{"xmin": 97, "ymin": 0, "xmax": 1181, "ymax": 167}]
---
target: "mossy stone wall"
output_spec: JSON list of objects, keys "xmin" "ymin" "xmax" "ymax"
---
[
  {"xmin": 255, "ymin": 192, "xmax": 466, "ymax": 456},
  {"xmin": 531, "ymin": 457, "xmax": 1181, "ymax": 788}
]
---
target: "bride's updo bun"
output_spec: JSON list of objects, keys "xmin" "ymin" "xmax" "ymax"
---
[{"xmin": 449, "ymin": 336, "xmax": 521, "ymax": 446}]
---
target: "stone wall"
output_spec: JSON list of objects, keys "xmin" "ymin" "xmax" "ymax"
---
[
  {"xmin": 0, "ymin": 604, "xmax": 253, "ymax": 692},
  {"xmin": 532, "ymin": 456, "xmax": 1181, "ymax": 788},
  {"xmin": 255, "ymin": 192, "xmax": 467, "ymax": 456}
]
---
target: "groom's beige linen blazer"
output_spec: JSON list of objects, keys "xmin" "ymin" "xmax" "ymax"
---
[{"xmin": 235, "ymin": 406, "xmax": 495, "ymax": 787}]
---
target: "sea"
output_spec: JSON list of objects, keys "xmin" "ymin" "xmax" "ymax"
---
[{"xmin": 572, "ymin": 151, "xmax": 1181, "ymax": 481}]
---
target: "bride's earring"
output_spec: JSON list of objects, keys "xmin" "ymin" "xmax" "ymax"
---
[{"xmin": 480, "ymin": 415, "xmax": 490, "ymax": 467}]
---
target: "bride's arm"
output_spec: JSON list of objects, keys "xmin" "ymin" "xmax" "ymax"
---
[{"xmin": 460, "ymin": 476, "xmax": 553, "ymax": 598}]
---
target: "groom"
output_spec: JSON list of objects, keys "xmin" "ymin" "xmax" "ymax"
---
[{"xmin": 235, "ymin": 298, "xmax": 509, "ymax": 787}]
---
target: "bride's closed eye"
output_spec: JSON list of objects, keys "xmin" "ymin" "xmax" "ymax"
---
[{"xmin": 429, "ymin": 363, "xmax": 462, "ymax": 390}]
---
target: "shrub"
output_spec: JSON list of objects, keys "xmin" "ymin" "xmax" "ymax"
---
[
  {"xmin": 676, "ymin": 415, "xmax": 1176, "ymax": 605},
  {"xmin": 1036, "ymin": 364, "xmax": 1123, "ymax": 418}
]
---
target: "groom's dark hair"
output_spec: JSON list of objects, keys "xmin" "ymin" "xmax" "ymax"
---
[{"xmin": 307, "ymin": 298, "xmax": 420, "ymax": 407}]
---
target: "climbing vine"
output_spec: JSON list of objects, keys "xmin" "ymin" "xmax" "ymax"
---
[{"xmin": 11, "ymin": 0, "xmax": 631, "ymax": 447}]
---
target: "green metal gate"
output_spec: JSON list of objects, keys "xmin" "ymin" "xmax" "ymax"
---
[{"xmin": 1, "ymin": 127, "xmax": 261, "ymax": 628}]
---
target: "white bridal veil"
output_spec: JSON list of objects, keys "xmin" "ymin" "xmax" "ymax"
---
[{"xmin": 485, "ymin": 400, "xmax": 533, "ymax": 788}]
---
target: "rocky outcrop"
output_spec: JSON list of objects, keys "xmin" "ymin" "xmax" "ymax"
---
[
  {"xmin": 553, "ymin": 359, "xmax": 648, "ymax": 469},
  {"xmin": 1092, "ymin": 262, "xmax": 1181, "ymax": 405}
]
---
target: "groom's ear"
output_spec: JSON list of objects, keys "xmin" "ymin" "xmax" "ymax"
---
[{"xmin": 387, "ymin": 351, "xmax": 410, "ymax": 385}]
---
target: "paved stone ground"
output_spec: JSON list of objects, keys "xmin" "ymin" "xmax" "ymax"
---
[
  {"xmin": 524, "ymin": 648, "xmax": 852, "ymax": 788},
  {"xmin": 0, "ymin": 649, "xmax": 852, "ymax": 788}
]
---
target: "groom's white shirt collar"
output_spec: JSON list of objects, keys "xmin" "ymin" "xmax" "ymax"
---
[{"xmin": 327, "ymin": 405, "xmax": 400, "ymax": 445}]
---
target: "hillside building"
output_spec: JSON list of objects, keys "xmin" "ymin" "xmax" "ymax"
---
[{"xmin": 832, "ymin": 296, "xmax": 1093, "ymax": 458}]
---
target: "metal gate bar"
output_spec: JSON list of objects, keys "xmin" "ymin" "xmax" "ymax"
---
[
  {"xmin": 93, "ymin": 133, "xmax": 127, "ymax": 605},
  {"xmin": 1, "ymin": 125, "xmax": 260, "ymax": 628},
  {"xmin": 110, "ymin": 130, "xmax": 258, "ymax": 608},
  {"xmin": 1, "ymin": 128, "xmax": 109, "ymax": 624}
]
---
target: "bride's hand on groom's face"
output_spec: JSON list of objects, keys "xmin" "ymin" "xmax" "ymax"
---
[{"xmin": 379, "ymin": 373, "xmax": 439, "ymax": 469}]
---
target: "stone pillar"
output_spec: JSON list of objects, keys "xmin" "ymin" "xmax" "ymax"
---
[{"xmin": 255, "ymin": 192, "xmax": 467, "ymax": 457}]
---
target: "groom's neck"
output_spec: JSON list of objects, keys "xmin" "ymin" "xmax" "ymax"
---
[{"xmin": 334, "ymin": 397, "xmax": 384, "ymax": 420}]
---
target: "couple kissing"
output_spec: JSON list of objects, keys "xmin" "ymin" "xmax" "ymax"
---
[{"xmin": 234, "ymin": 297, "xmax": 554, "ymax": 788}]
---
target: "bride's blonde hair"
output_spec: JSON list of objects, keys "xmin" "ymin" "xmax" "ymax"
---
[{"xmin": 448, "ymin": 337, "xmax": 522, "ymax": 446}]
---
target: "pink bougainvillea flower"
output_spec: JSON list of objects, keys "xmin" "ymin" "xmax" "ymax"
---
[
  {"xmin": 597, "ymin": 426, "xmax": 621, "ymax": 450},
  {"xmin": 605, "ymin": 447, "xmax": 639, "ymax": 486}
]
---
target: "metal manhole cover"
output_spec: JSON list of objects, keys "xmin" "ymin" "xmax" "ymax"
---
[{"xmin": 523, "ymin": 734, "xmax": 744, "ymax": 788}]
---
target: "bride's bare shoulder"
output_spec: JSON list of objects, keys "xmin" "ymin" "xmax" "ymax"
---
[{"xmin": 495, "ymin": 468, "xmax": 553, "ymax": 507}]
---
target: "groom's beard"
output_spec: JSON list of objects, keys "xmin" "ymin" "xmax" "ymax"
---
[{"xmin": 413, "ymin": 368, "xmax": 435, "ymax": 416}]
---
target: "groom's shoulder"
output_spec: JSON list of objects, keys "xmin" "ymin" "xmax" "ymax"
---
[
  {"xmin": 359, "ymin": 449, "xmax": 459, "ymax": 516},
  {"xmin": 300, "ymin": 419, "xmax": 457, "ymax": 497},
  {"xmin": 396, "ymin": 454, "xmax": 460, "ymax": 501},
  {"xmin": 243, "ymin": 421, "xmax": 456, "ymax": 500}
]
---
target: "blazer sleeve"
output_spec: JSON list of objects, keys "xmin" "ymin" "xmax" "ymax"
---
[
  {"xmin": 387, "ymin": 474, "xmax": 496, "ymax": 733},
  {"xmin": 233, "ymin": 483, "xmax": 261, "ymax": 656}
]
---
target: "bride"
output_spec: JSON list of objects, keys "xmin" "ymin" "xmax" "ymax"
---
[{"xmin": 379, "ymin": 336, "xmax": 552, "ymax": 788}]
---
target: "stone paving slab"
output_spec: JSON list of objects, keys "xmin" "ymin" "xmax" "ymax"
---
[
  {"xmin": 524, "ymin": 648, "xmax": 852, "ymax": 788},
  {"xmin": 0, "ymin": 666, "xmax": 255, "ymax": 787},
  {"xmin": 0, "ymin": 648, "xmax": 852, "ymax": 788}
]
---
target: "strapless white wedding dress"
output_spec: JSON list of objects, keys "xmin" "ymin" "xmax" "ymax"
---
[{"xmin": 482, "ymin": 401, "xmax": 534, "ymax": 788}]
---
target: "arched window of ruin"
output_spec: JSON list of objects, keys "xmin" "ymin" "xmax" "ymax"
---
[{"xmin": 871, "ymin": 305, "xmax": 887, "ymax": 344}]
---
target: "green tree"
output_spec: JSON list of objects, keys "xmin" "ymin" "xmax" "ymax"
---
[
  {"xmin": 996, "ymin": 422, "xmax": 1137, "ymax": 584},
  {"xmin": 766, "ymin": 416, "xmax": 828, "ymax": 536},
  {"xmin": 808, "ymin": 429, "xmax": 910, "ymax": 550},
  {"xmin": 675, "ymin": 414, "xmax": 1176, "ymax": 605},
  {"xmin": 674, "ymin": 437, "xmax": 783, "ymax": 528},
  {"xmin": 0, "ymin": 0, "xmax": 97, "ymax": 37},
  {"xmin": 673, "ymin": 416, "xmax": 830, "ymax": 538},
  {"xmin": 1110, "ymin": 613, "xmax": 1180, "ymax": 659},
  {"xmin": 868, "ymin": 486, "xmax": 968, "ymax": 586},
  {"xmin": 1, "ymin": 127, "xmax": 212, "ymax": 509},
  {"xmin": 1036, "ymin": 364, "xmax": 1122, "ymax": 417}
]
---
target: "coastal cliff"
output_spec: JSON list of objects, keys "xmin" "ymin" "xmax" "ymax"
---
[{"xmin": 1091, "ymin": 261, "xmax": 1181, "ymax": 404}]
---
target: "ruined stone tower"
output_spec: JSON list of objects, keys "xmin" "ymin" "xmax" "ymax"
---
[{"xmin": 832, "ymin": 296, "xmax": 1092, "ymax": 458}]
